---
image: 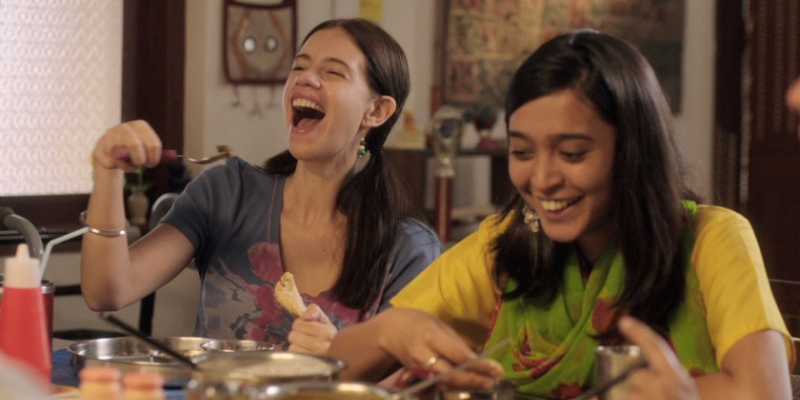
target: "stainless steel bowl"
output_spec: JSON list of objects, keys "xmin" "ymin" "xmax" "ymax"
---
[
  {"xmin": 257, "ymin": 381, "xmax": 409, "ymax": 400},
  {"xmin": 68, "ymin": 336, "xmax": 209, "ymax": 387},
  {"xmin": 200, "ymin": 339, "xmax": 275, "ymax": 352}
]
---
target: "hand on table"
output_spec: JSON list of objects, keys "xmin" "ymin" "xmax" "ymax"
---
[
  {"xmin": 375, "ymin": 308, "xmax": 504, "ymax": 391},
  {"xmin": 619, "ymin": 316, "xmax": 699, "ymax": 400}
]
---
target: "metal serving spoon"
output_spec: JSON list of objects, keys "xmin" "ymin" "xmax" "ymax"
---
[
  {"xmin": 391, "ymin": 338, "xmax": 511, "ymax": 400},
  {"xmin": 110, "ymin": 145, "xmax": 232, "ymax": 165},
  {"xmin": 98, "ymin": 313, "xmax": 200, "ymax": 370}
]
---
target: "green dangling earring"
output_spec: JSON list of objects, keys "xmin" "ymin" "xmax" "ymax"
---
[{"xmin": 357, "ymin": 134, "xmax": 367, "ymax": 158}]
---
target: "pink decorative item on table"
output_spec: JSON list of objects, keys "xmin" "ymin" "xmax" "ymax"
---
[
  {"xmin": 123, "ymin": 372, "xmax": 166, "ymax": 400},
  {"xmin": 79, "ymin": 366, "xmax": 122, "ymax": 400}
]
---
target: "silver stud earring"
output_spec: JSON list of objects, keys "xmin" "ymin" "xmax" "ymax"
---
[{"xmin": 522, "ymin": 204, "xmax": 540, "ymax": 233}]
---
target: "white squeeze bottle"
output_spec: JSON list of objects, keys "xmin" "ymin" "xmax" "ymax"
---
[{"xmin": 0, "ymin": 244, "xmax": 51, "ymax": 389}]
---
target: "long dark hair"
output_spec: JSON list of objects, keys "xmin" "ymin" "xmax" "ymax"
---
[
  {"xmin": 492, "ymin": 30, "xmax": 697, "ymax": 333},
  {"xmin": 264, "ymin": 19, "xmax": 411, "ymax": 312}
]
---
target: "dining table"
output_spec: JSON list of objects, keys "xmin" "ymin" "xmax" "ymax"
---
[{"xmin": 48, "ymin": 337, "xmax": 600, "ymax": 400}]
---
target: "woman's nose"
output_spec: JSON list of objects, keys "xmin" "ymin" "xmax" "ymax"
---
[
  {"xmin": 531, "ymin": 157, "xmax": 563, "ymax": 191},
  {"xmin": 294, "ymin": 71, "xmax": 321, "ymax": 88}
]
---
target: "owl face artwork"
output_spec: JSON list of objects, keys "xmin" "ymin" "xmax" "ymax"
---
[{"xmin": 224, "ymin": 2, "xmax": 296, "ymax": 84}]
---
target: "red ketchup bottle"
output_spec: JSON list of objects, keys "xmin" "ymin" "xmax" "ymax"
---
[{"xmin": 0, "ymin": 244, "xmax": 51, "ymax": 388}]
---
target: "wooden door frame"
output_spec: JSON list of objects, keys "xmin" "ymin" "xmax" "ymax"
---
[
  {"xmin": 712, "ymin": 0, "xmax": 744, "ymax": 210},
  {"xmin": 122, "ymin": 0, "xmax": 186, "ymax": 204},
  {"xmin": 715, "ymin": 0, "xmax": 800, "ymax": 281}
]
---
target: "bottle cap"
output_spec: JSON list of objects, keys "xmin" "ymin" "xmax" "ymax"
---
[{"xmin": 3, "ymin": 245, "xmax": 40, "ymax": 288}]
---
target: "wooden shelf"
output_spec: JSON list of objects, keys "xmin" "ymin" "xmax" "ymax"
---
[{"xmin": 385, "ymin": 147, "xmax": 514, "ymax": 240}]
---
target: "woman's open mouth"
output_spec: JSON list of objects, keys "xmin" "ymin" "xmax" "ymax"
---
[{"xmin": 292, "ymin": 98, "xmax": 326, "ymax": 129}]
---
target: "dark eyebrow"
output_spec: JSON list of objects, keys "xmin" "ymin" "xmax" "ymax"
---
[
  {"xmin": 552, "ymin": 133, "xmax": 593, "ymax": 143},
  {"xmin": 293, "ymin": 53, "xmax": 352, "ymax": 71},
  {"xmin": 507, "ymin": 131, "xmax": 594, "ymax": 143}
]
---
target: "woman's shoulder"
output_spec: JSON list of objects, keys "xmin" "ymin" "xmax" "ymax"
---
[
  {"xmin": 193, "ymin": 156, "xmax": 281, "ymax": 187},
  {"xmin": 694, "ymin": 204, "xmax": 752, "ymax": 233},
  {"xmin": 691, "ymin": 204, "xmax": 761, "ymax": 262},
  {"xmin": 477, "ymin": 212, "xmax": 513, "ymax": 239},
  {"xmin": 396, "ymin": 217, "xmax": 441, "ymax": 247}
]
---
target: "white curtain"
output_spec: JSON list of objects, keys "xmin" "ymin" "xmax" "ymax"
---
[{"xmin": 0, "ymin": 0, "xmax": 122, "ymax": 195}]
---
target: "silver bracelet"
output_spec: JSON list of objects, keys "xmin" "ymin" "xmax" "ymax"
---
[{"xmin": 79, "ymin": 211, "xmax": 128, "ymax": 238}]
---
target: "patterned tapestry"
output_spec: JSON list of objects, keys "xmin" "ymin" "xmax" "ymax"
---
[{"xmin": 442, "ymin": 0, "xmax": 685, "ymax": 112}]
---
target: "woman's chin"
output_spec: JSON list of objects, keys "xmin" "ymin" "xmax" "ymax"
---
[{"xmin": 539, "ymin": 226, "xmax": 579, "ymax": 244}]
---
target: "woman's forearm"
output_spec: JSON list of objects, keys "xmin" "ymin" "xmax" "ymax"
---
[
  {"xmin": 328, "ymin": 309, "xmax": 399, "ymax": 381},
  {"xmin": 80, "ymin": 167, "xmax": 135, "ymax": 310},
  {"xmin": 694, "ymin": 370, "xmax": 791, "ymax": 400},
  {"xmin": 694, "ymin": 330, "xmax": 791, "ymax": 400}
]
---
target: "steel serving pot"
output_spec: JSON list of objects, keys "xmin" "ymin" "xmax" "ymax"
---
[
  {"xmin": 68, "ymin": 336, "xmax": 211, "ymax": 387},
  {"xmin": 185, "ymin": 351, "xmax": 347, "ymax": 400}
]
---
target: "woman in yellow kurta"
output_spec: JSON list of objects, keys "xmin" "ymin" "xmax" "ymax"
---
[{"xmin": 328, "ymin": 30, "xmax": 794, "ymax": 400}]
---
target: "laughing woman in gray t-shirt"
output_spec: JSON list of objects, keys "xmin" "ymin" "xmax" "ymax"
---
[{"xmin": 81, "ymin": 18, "xmax": 441, "ymax": 354}]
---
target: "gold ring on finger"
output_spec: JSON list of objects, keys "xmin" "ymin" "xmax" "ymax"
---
[{"xmin": 425, "ymin": 356, "xmax": 438, "ymax": 368}]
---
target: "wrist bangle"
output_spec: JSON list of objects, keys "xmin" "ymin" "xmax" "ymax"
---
[{"xmin": 79, "ymin": 211, "xmax": 128, "ymax": 238}]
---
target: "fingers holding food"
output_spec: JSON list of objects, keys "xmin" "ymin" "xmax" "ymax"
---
[
  {"xmin": 288, "ymin": 304, "xmax": 338, "ymax": 355},
  {"xmin": 275, "ymin": 272, "xmax": 308, "ymax": 318}
]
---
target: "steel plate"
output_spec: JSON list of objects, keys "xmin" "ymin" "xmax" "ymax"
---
[{"xmin": 67, "ymin": 336, "xmax": 209, "ymax": 387}]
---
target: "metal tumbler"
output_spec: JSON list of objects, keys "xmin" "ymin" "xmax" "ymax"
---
[{"xmin": 594, "ymin": 345, "xmax": 643, "ymax": 400}]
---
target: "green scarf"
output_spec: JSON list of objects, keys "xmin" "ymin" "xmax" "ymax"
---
[{"xmin": 484, "ymin": 201, "xmax": 718, "ymax": 399}]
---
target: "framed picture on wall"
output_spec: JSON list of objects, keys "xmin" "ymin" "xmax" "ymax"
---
[
  {"xmin": 223, "ymin": 0, "xmax": 297, "ymax": 85},
  {"xmin": 440, "ymin": 0, "xmax": 685, "ymax": 113}
]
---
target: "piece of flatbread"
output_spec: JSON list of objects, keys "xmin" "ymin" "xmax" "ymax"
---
[{"xmin": 275, "ymin": 272, "xmax": 307, "ymax": 318}]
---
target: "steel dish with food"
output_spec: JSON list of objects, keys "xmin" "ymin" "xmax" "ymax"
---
[
  {"xmin": 68, "ymin": 336, "xmax": 209, "ymax": 387},
  {"xmin": 184, "ymin": 351, "xmax": 347, "ymax": 399},
  {"xmin": 256, "ymin": 381, "xmax": 410, "ymax": 400},
  {"xmin": 192, "ymin": 351, "xmax": 345, "ymax": 383},
  {"xmin": 438, "ymin": 380, "xmax": 517, "ymax": 400},
  {"xmin": 200, "ymin": 339, "xmax": 275, "ymax": 352}
]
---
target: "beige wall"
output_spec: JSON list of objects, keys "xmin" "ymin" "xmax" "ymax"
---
[{"xmin": 673, "ymin": 1, "xmax": 716, "ymax": 199}]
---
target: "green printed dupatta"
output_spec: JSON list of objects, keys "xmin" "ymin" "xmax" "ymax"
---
[{"xmin": 484, "ymin": 201, "xmax": 718, "ymax": 399}]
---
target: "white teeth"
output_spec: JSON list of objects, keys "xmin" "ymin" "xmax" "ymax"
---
[
  {"xmin": 540, "ymin": 198, "xmax": 579, "ymax": 211},
  {"xmin": 292, "ymin": 98, "xmax": 323, "ymax": 112}
]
